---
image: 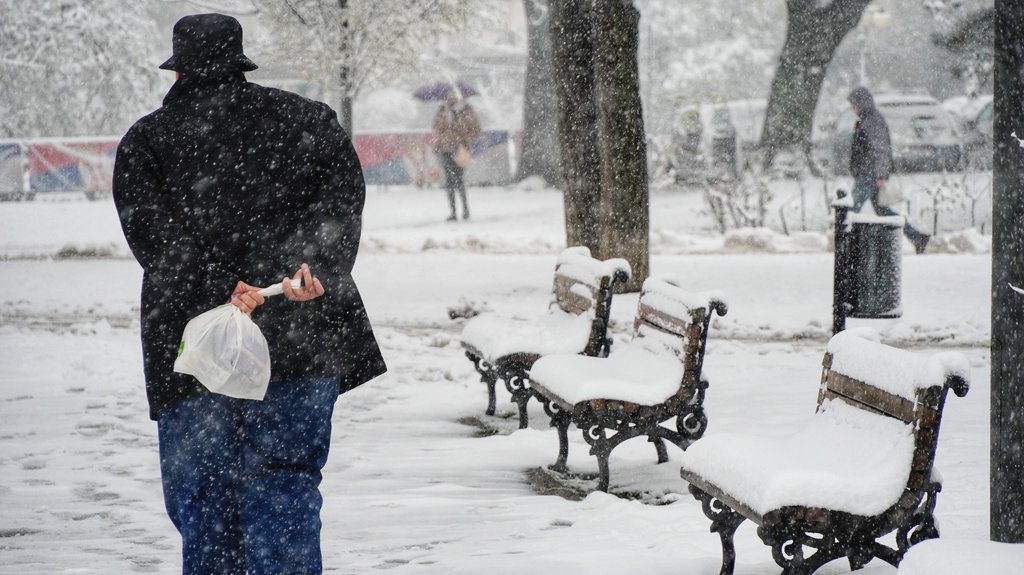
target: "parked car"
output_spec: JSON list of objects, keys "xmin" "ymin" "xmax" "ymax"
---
[
  {"xmin": 960, "ymin": 95, "xmax": 993, "ymax": 169},
  {"xmin": 942, "ymin": 95, "xmax": 990, "ymax": 127},
  {"xmin": 830, "ymin": 92, "xmax": 963, "ymax": 175}
]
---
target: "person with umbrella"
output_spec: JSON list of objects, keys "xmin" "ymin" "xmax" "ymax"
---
[{"xmin": 428, "ymin": 84, "xmax": 481, "ymax": 221}]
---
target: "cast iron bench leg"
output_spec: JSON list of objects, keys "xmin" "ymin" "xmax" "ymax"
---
[
  {"xmin": 512, "ymin": 387, "xmax": 530, "ymax": 429},
  {"xmin": 551, "ymin": 411, "xmax": 571, "ymax": 472},
  {"xmin": 596, "ymin": 451, "xmax": 611, "ymax": 492},
  {"xmin": 690, "ymin": 485, "xmax": 745, "ymax": 575},
  {"xmin": 651, "ymin": 436, "xmax": 669, "ymax": 464},
  {"xmin": 485, "ymin": 372, "xmax": 497, "ymax": 416}
]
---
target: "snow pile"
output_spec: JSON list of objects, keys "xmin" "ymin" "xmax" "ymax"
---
[
  {"xmin": 724, "ymin": 227, "xmax": 794, "ymax": 253},
  {"xmin": 898, "ymin": 539, "xmax": 1024, "ymax": 575},
  {"xmin": 923, "ymin": 228, "xmax": 992, "ymax": 254},
  {"xmin": 418, "ymin": 234, "xmax": 560, "ymax": 254},
  {"xmin": 826, "ymin": 328, "xmax": 970, "ymax": 401},
  {"xmin": 679, "ymin": 398, "xmax": 916, "ymax": 516},
  {"xmin": 446, "ymin": 296, "xmax": 491, "ymax": 320},
  {"xmin": 510, "ymin": 175, "xmax": 551, "ymax": 191}
]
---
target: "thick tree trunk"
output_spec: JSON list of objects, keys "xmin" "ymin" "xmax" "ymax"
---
[
  {"xmin": 549, "ymin": 0, "xmax": 601, "ymax": 254},
  {"xmin": 593, "ymin": 0, "xmax": 648, "ymax": 291},
  {"xmin": 760, "ymin": 0, "xmax": 870, "ymax": 167},
  {"xmin": 991, "ymin": 0, "xmax": 1024, "ymax": 544},
  {"xmin": 518, "ymin": 0, "xmax": 562, "ymax": 184}
]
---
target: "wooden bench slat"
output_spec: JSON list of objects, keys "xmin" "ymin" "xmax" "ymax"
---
[
  {"xmin": 634, "ymin": 303, "xmax": 701, "ymax": 338},
  {"xmin": 822, "ymin": 371, "xmax": 918, "ymax": 423},
  {"xmin": 552, "ymin": 274, "xmax": 599, "ymax": 316}
]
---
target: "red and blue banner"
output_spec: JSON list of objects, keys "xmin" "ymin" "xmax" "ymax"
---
[
  {"xmin": 1, "ymin": 129, "xmax": 513, "ymax": 198},
  {"xmin": 0, "ymin": 137, "xmax": 119, "ymax": 196},
  {"xmin": 353, "ymin": 129, "xmax": 512, "ymax": 187}
]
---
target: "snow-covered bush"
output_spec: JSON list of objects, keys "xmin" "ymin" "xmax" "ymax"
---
[{"xmin": 0, "ymin": 0, "xmax": 161, "ymax": 138}]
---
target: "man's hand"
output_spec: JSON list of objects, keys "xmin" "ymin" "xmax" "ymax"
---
[
  {"xmin": 229, "ymin": 281, "xmax": 266, "ymax": 316},
  {"xmin": 877, "ymin": 178, "xmax": 887, "ymax": 188},
  {"xmin": 283, "ymin": 263, "xmax": 325, "ymax": 302}
]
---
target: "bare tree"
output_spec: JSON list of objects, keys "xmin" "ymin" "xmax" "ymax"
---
[
  {"xmin": 928, "ymin": 1, "xmax": 994, "ymax": 98},
  {"xmin": 251, "ymin": 0, "xmax": 490, "ymax": 134},
  {"xmin": 760, "ymin": 0, "xmax": 871, "ymax": 167}
]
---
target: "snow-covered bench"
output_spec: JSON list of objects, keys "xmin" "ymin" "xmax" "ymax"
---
[
  {"xmin": 679, "ymin": 328, "xmax": 970, "ymax": 575},
  {"xmin": 460, "ymin": 247, "xmax": 630, "ymax": 428},
  {"xmin": 529, "ymin": 276, "xmax": 727, "ymax": 492}
]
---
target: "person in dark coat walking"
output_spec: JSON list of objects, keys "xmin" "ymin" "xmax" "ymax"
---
[
  {"xmin": 848, "ymin": 86, "xmax": 930, "ymax": 254},
  {"xmin": 112, "ymin": 13, "xmax": 386, "ymax": 575}
]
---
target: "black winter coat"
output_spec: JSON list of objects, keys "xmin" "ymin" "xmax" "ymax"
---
[
  {"xmin": 849, "ymin": 98, "xmax": 894, "ymax": 181},
  {"xmin": 114, "ymin": 73, "xmax": 386, "ymax": 420}
]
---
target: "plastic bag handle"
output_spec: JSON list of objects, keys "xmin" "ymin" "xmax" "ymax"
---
[{"xmin": 256, "ymin": 279, "xmax": 302, "ymax": 298}]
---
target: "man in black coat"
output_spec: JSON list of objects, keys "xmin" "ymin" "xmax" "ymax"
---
[
  {"xmin": 848, "ymin": 86, "xmax": 930, "ymax": 254},
  {"xmin": 113, "ymin": 13, "xmax": 386, "ymax": 575}
]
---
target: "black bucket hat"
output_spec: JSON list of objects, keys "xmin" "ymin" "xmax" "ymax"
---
[{"xmin": 159, "ymin": 13, "xmax": 258, "ymax": 75}]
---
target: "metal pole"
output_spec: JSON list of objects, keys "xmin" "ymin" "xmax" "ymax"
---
[{"xmin": 832, "ymin": 189, "xmax": 850, "ymax": 335}]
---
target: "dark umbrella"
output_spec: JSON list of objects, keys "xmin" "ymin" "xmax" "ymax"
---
[{"xmin": 413, "ymin": 81, "xmax": 478, "ymax": 101}]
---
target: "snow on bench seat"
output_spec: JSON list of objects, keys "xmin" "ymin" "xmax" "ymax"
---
[
  {"xmin": 678, "ymin": 398, "xmax": 915, "ymax": 517},
  {"xmin": 528, "ymin": 339, "xmax": 685, "ymax": 407},
  {"xmin": 460, "ymin": 309, "xmax": 594, "ymax": 362}
]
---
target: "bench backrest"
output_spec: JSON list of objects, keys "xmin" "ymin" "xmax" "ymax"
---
[
  {"xmin": 632, "ymin": 277, "xmax": 728, "ymax": 389},
  {"xmin": 817, "ymin": 329, "xmax": 970, "ymax": 506},
  {"xmin": 549, "ymin": 247, "xmax": 631, "ymax": 356}
]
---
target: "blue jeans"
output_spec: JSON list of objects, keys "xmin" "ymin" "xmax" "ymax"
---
[
  {"xmin": 158, "ymin": 376, "xmax": 340, "ymax": 575},
  {"xmin": 852, "ymin": 177, "xmax": 925, "ymax": 241}
]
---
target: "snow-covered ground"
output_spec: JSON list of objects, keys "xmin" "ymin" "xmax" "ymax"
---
[{"xmin": 0, "ymin": 180, "xmax": 1017, "ymax": 574}]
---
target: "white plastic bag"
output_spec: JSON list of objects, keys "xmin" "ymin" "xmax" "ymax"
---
[
  {"xmin": 877, "ymin": 181, "xmax": 905, "ymax": 207},
  {"xmin": 173, "ymin": 279, "xmax": 299, "ymax": 401}
]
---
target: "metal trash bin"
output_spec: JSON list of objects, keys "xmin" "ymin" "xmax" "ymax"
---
[{"xmin": 848, "ymin": 216, "xmax": 903, "ymax": 319}]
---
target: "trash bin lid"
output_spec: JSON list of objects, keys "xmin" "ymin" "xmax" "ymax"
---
[{"xmin": 846, "ymin": 211, "xmax": 905, "ymax": 228}]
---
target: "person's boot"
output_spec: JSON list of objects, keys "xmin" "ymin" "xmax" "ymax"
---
[
  {"xmin": 446, "ymin": 213, "xmax": 457, "ymax": 222},
  {"xmin": 462, "ymin": 208, "xmax": 470, "ymax": 221},
  {"xmin": 913, "ymin": 233, "xmax": 930, "ymax": 254}
]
